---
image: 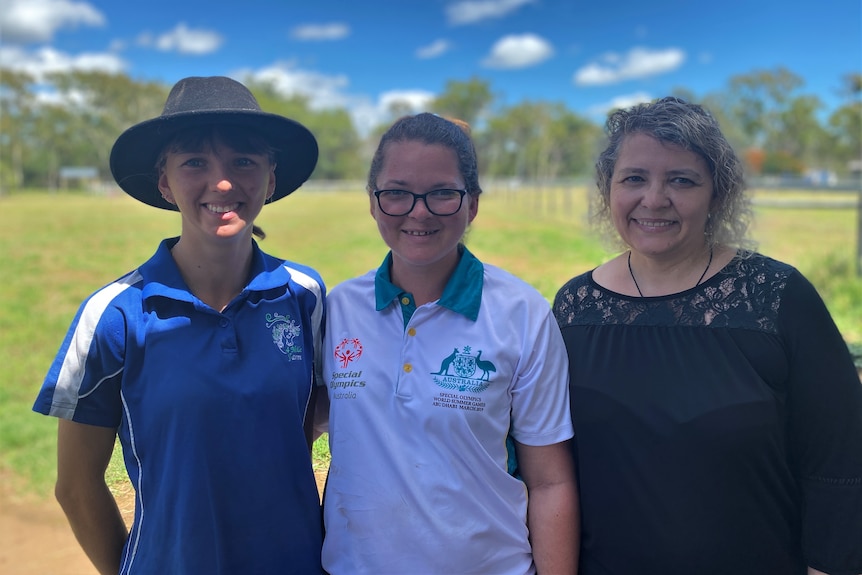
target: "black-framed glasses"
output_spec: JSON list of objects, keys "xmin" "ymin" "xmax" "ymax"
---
[{"xmin": 373, "ymin": 189, "xmax": 467, "ymax": 216}]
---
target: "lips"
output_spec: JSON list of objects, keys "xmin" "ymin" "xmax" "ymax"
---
[{"xmin": 403, "ymin": 229, "xmax": 437, "ymax": 236}]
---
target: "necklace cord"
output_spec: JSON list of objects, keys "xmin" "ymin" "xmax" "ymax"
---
[{"xmin": 627, "ymin": 248, "xmax": 714, "ymax": 297}]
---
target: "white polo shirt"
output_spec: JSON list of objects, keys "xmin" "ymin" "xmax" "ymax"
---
[{"xmin": 322, "ymin": 247, "xmax": 573, "ymax": 575}]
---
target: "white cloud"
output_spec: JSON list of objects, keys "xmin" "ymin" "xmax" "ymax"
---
[
  {"xmin": 378, "ymin": 90, "xmax": 435, "ymax": 112},
  {"xmin": 587, "ymin": 92, "xmax": 654, "ymax": 118},
  {"xmin": 0, "ymin": 0, "xmax": 104, "ymax": 44},
  {"xmin": 0, "ymin": 45, "xmax": 125, "ymax": 79},
  {"xmin": 447, "ymin": 0, "xmax": 536, "ymax": 26},
  {"xmin": 236, "ymin": 61, "xmax": 351, "ymax": 109},
  {"xmin": 233, "ymin": 62, "xmax": 435, "ymax": 137},
  {"xmin": 356, "ymin": 90, "xmax": 436, "ymax": 136},
  {"xmin": 290, "ymin": 23, "xmax": 350, "ymax": 41},
  {"xmin": 481, "ymin": 34, "xmax": 553, "ymax": 69},
  {"xmin": 416, "ymin": 39, "xmax": 452, "ymax": 59},
  {"xmin": 137, "ymin": 23, "xmax": 223, "ymax": 55},
  {"xmin": 574, "ymin": 47, "xmax": 685, "ymax": 86}
]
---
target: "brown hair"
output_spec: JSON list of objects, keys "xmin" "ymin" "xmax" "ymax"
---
[{"xmin": 367, "ymin": 113, "xmax": 482, "ymax": 197}]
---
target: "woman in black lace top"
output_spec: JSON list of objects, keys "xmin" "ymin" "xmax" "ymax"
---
[{"xmin": 553, "ymin": 96, "xmax": 862, "ymax": 575}]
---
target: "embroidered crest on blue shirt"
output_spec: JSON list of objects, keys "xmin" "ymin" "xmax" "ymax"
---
[
  {"xmin": 266, "ymin": 313, "xmax": 303, "ymax": 360},
  {"xmin": 431, "ymin": 346, "xmax": 496, "ymax": 393}
]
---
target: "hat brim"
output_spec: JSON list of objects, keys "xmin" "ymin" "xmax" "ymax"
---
[{"xmin": 109, "ymin": 110, "xmax": 318, "ymax": 210}]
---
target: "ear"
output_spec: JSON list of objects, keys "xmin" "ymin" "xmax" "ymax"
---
[
  {"xmin": 157, "ymin": 171, "xmax": 177, "ymax": 205},
  {"xmin": 266, "ymin": 164, "xmax": 277, "ymax": 200},
  {"xmin": 369, "ymin": 192, "xmax": 378, "ymax": 219},
  {"xmin": 466, "ymin": 193, "xmax": 479, "ymax": 223}
]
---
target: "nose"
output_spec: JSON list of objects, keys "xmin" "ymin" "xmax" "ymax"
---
[
  {"xmin": 641, "ymin": 181, "xmax": 671, "ymax": 209},
  {"xmin": 211, "ymin": 161, "xmax": 234, "ymax": 193},
  {"xmin": 215, "ymin": 179, "xmax": 233, "ymax": 192},
  {"xmin": 408, "ymin": 195, "xmax": 433, "ymax": 218}
]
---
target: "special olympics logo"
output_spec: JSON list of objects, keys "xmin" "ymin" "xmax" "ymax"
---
[{"xmin": 334, "ymin": 338, "xmax": 363, "ymax": 368}]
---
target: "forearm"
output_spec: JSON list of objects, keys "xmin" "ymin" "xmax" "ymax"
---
[
  {"xmin": 56, "ymin": 480, "xmax": 128, "ymax": 575},
  {"xmin": 56, "ymin": 419, "xmax": 127, "ymax": 575},
  {"xmin": 527, "ymin": 481, "xmax": 580, "ymax": 574}
]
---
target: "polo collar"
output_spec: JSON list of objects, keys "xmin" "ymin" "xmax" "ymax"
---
[
  {"xmin": 139, "ymin": 237, "xmax": 284, "ymax": 304},
  {"xmin": 374, "ymin": 246, "xmax": 483, "ymax": 321}
]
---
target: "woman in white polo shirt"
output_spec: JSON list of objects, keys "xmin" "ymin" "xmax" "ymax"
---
[{"xmin": 321, "ymin": 113, "xmax": 579, "ymax": 574}]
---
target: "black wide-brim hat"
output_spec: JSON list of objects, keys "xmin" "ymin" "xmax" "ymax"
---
[{"xmin": 110, "ymin": 76, "xmax": 318, "ymax": 210}]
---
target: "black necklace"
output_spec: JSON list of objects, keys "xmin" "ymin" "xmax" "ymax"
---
[{"xmin": 627, "ymin": 248, "xmax": 713, "ymax": 297}]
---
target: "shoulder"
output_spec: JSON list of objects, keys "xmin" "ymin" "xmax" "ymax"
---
[
  {"xmin": 732, "ymin": 251, "xmax": 795, "ymax": 275},
  {"xmin": 481, "ymin": 262, "xmax": 540, "ymax": 294},
  {"xmin": 724, "ymin": 252, "xmax": 800, "ymax": 297},
  {"xmin": 280, "ymin": 259, "xmax": 326, "ymax": 296},
  {"xmin": 60, "ymin": 268, "xmax": 145, "ymax": 357},
  {"xmin": 480, "ymin": 263, "xmax": 552, "ymax": 308},
  {"xmin": 82, "ymin": 268, "xmax": 145, "ymax": 315},
  {"xmin": 328, "ymin": 270, "xmax": 376, "ymax": 299},
  {"xmin": 553, "ymin": 269, "xmax": 594, "ymax": 306}
]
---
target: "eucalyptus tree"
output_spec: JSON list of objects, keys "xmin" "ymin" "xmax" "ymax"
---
[
  {"xmin": 249, "ymin": 80, "xmax": 363, "ymax": 181},
  {"xmin": 482, "ymin": 101, "xmax": 598, "ymax": 181},
  {"xmin": 430, "ymin": 77, "xmax": 496, "ymax": 129},
  {"xmin": 0, "ymin": 68, "xmax": 36, "ymax": 190}
]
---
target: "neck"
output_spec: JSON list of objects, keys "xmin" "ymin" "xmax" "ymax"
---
[
  {"xmin": 627, "ymin": 246, "xmax": 714, "ymax": 297},
  {"xmin": 389, "ymin": 252, "xmax": 460, "ymax": 307},
  {"xmin": 171, "ymin": 237, "xmax": 254, "ymax": 311}
]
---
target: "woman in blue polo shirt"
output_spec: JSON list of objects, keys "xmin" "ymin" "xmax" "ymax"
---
[
  {"xmin": 33, "ymin": 76, "xmax": 325, "ymax": 574},
  {"xmin": 321, "ymin": 113, "xmax": 579, "ymax": 574}
]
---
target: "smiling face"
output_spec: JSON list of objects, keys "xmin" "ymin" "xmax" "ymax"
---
[
  {"xmin": 157, "ymin": 138, "xmax": 276, "ymax": 245},
  {"xmin": 610, "ymin": 132, "xmax": 714, "ymax": 260},
  {"xmin": 370, "ymin": 139, "xmax": 478, "ymax": 277}
]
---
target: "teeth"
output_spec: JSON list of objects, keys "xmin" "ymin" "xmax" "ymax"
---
[
  {"xmin": 638, "ymin": 220, "xmax": 672, "ymax": 228},
  {"xmin": 206, "ymin": 203, "xmax": 239, "ymax": 213},
  {"xmin": 405, "ymin": 230, "xmax": 435, "ymax": 236}
]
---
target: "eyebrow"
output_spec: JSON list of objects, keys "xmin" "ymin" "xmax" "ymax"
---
[
  {"xmin": 378, "ymin": 181, "xmax": 462, "ymax": 190},
  {"xmin": 616, "ymin": 166, "xmax": 705, "ymax": 180}
]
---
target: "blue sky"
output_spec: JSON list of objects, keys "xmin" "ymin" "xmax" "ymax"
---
[{"xmin": 1, "ymin": 0, "xmax": 859, "ymax": 133}]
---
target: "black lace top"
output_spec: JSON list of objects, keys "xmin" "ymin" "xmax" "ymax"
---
[{"xmin": 553, "ymin": 252, "xmax": 862, "ymax": 575}]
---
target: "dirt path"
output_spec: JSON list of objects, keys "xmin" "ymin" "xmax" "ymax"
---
[{"xmin": 0, "ymin": 470, "xmax": 327, "ymax": 575}]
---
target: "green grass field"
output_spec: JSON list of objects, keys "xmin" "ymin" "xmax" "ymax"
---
[{"xmin": 1, "ymin": 187, "xmax": 860, "ymax": 496}]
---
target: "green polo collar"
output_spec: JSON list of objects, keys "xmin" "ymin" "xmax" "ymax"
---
[{"xmin": 374, "ymin": 246, "xmax": 484, "ymax": 324}]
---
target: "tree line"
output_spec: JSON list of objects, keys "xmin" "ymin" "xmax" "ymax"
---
[{"xmin": 1, "ymin": 67, "xmax": 860, "ymax": 191}]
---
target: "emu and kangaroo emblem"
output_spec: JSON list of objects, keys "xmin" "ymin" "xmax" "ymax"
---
[{"xmin": 432, "ymin": 346, "xmax": 496, "ymax": 392}]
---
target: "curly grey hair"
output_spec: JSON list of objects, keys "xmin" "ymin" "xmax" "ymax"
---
[{"xmin": 593, "ymin": 96, "xmax": 754, "ymax": 252}]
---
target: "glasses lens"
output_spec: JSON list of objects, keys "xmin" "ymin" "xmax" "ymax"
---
[
  {"xmin": 376, "ymin": 190, "xmax": 465, "ymax": 216},
  {"xmin": 377, "ymin": 190, "xmax": 413, "ymax": 216},
  {"xmin": 426, "ymin": 190, "xmax": 464, "ymax": 215}
]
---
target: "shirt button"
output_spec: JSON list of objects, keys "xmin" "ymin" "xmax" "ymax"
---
[
  {"xmin": 219, "ymin": 318, "xmax": 229, "ymax": 328},
  {"xmin": 403, "ymin": 364, "xmax": 412, "ymax": 373},
  {"xmin": 407, "ymin": 327, "xmax": 416, "ymax": 337},
  {"xmin": 401, "ymin": 297, "xmax": 410, "ymax": 305}
]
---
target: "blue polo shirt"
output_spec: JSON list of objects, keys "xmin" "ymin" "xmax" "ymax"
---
[{"xmin": 34, "ymin": 237, "xmax": 325, "ymax": 574}]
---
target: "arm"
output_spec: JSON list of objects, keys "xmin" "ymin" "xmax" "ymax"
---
[
  {"xmin": 516, "ymin": 439, "xmax": 580, "ymax": 575},
  {"xmin": 312, "ymin": 382, "xmax": 330, "ymax": 441},
  {"xmin": 780, "ymin": 272, "xmax": 862, "ymax": 572},
  {"xmin": 55, "ymin": 419, "xmax": 128, "ymax": 575}
]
